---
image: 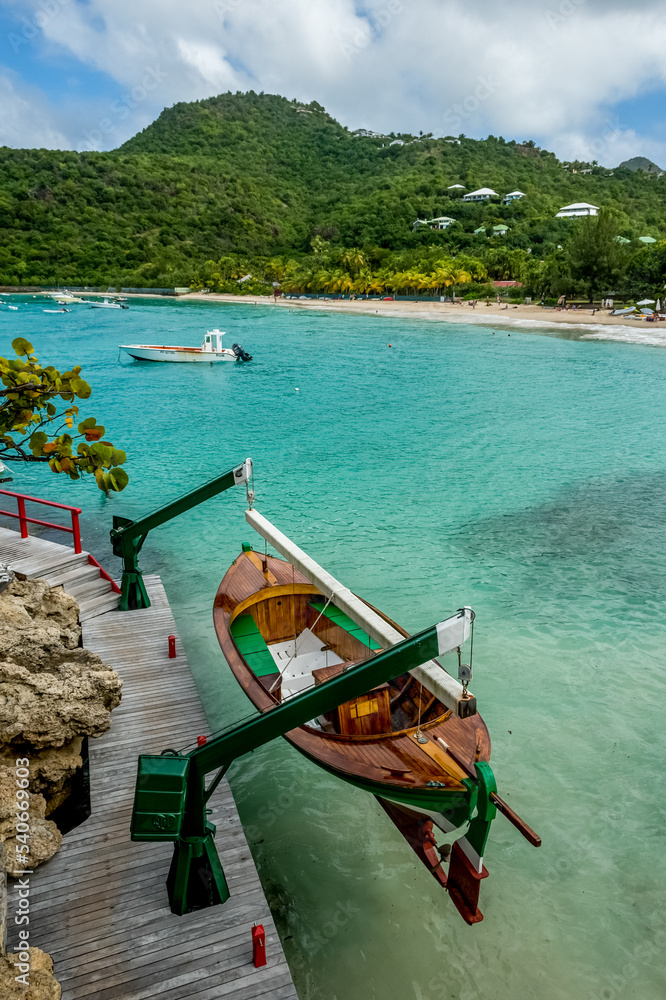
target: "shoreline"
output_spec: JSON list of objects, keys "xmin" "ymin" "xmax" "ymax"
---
[
  {"xmin": 182, "ymin": 292, "xmax": 666, "ymax": 346},
  {"xmin": 28, "ymin": 289, "xmax": 666, "ymax": 347}
]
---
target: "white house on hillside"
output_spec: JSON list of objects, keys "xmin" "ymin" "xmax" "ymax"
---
[
  {"xmin": 463, "ymin": 187, "xmax": 499, "ymax": 202},
  {"xmin": 503, "ymin": 190, "xmax": 525, "ymax": 204},
  {"xmin": 556, "ymin": 202, "xmax": 599, "ymax": 218},
  {"xmin": 412, "ymin": 216, "xmax": 456, "ymax": 231},
  {"xmin": 447, "ymin": 184, "xmax": 466, "ymax": 191}
]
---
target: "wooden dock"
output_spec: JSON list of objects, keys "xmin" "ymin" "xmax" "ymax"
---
[{"xmin": 1, "ymin": 526, "xmax": 298, "ymax": 1000}]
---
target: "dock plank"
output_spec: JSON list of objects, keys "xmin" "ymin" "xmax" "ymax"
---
[{"xmin": 1, "ymin": 530, "xmax": 298, "ymax": 1000}]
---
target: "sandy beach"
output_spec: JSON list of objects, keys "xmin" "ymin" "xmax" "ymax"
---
[{"xmin": 179, "ymin": 292, "xmax": 666, "ymax": 347}]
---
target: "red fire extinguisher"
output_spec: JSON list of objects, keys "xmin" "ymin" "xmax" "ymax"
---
[{"xmin": 252, "ymin": 923, "xmax": 266, "ymax": 967}]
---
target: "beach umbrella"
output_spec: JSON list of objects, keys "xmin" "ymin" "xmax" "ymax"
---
[
  {"xmin": 636, "ymin": 298, "xmax": 655, "ymax": 305},
  {"xmin": 656, "ymin": 299, "xmax": 661, "ymax": 311}
]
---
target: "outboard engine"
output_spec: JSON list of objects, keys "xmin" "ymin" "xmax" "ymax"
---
[{"xmin": 231, "ymin": 343, "xmax": 253, "ymax": 362}]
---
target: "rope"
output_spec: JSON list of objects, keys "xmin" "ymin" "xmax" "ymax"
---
[
  {"xmin": 415, "ymin": 680, "xmax": 427, "ymax": 743},
  {"xmin": 267, "ymin": 587, "xmax": 337, "ymax": 695}
]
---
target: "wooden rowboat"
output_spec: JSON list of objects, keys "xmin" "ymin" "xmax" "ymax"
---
[{"xmin": 214, "ymin": 509, "xmax": 539, "ymax": 923}]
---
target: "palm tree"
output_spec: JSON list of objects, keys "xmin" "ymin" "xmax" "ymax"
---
[
  {"xmin": 341, "ymin": 248, "xmax": 365, "ymax": 276},
  {"xmin": 451, "ymin": 268, "xmax": 472, "ymax": 299},
  {"xmin": 431, "ymin": 263, "xmax": 454, "ymax": 297},
  {"xmin": 324, "ymin": 269, "xmax": 353, "ymax": 294}
]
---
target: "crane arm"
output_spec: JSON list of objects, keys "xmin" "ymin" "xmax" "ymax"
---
[{"xmin": 110, "ymin": 458, "xmax": 252, "ymax": 610}]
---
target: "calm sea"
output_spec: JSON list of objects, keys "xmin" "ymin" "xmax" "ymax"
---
[{"xmin": 3, "ymin": 296, "xmax": 666, "ymax": 1000}]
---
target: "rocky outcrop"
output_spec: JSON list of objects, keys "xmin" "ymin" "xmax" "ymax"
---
[
  {"xmin": 0, "ymin": 763, "xmax": 62, "ymax": 875},
  {"xmin": 0, "ymin": 574, "xmax": 121, "ymax": 872},
  {"xmin": 0, "ymin": 740, "xmax": 84, "ymax": 815},
  {"xmin": 0, "ymin": 948, "xmax": 62, "ymax": 999},
  {"xmin": 0, "ymin": 577, "xmax": 122, "ymax": 750}
]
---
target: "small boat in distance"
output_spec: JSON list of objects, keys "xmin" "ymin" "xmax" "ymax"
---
[
  {"xmin": 120, "ymin": 329, "xmax": 253, "ymax": 364},
  {"xmin": 49, "ymin": 290, "xmax": 85, "ymax": 304},
  {"xmin": 91, "ymin": 297, "xmax": 129, "ymax": 310}
]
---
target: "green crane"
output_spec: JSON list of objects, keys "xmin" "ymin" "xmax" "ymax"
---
[
  {"xmin": 110, "ymin": 458, "xmax": 253, "ymax": 610},
  {"xmin": 131, "ymin": 616, "xmax": 504, "ymax": 916}
]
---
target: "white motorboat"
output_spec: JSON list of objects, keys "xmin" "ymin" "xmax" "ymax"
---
[
  {"xmin": 49, "ymin": 290, "xmax": 85, "ymax": 304},
  {"xmin": 91, "ymin": 297, "xmax": 128, "ymax": 310},
  {"xmin": 119, "ymin": 329, "xmax": 253, "ymax": 364}
]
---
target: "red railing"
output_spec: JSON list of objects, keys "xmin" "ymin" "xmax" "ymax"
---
[
  {"xmin": 88, "ymin": 554, "xmax": 122, "ymax": 594},
  {"xmin": 0, "ymin": 489, "xmax": 122, "ymax": 594},
  {"xmin": 0, "ymin": 489, "xmax": 82, "ymax": 552}
]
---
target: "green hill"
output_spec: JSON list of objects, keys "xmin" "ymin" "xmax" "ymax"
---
[
  {"xmin": 0, "ymin": 90, "xmax": 664, "ymax": 287},
  {"xmin": 616, "ymin": 156, "xmax": 663, "ymax": 175}
]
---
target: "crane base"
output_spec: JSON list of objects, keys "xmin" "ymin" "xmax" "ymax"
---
[{"xmin": 167, "ymin": 829, "xmax": 230, "ymax": 915}]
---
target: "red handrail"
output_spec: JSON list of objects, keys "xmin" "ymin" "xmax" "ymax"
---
[
  {"xmin": 88, "ymin": 554, "xmax": 122, "ymax": 595},
  {"xmin": 0, "ymin": 489, "xmax": 82, "ymax": 553}
]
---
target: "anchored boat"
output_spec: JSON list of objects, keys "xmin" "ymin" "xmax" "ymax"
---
[
  {"xmin": 120, "ymin": 329, "xmax": 252, "ymax": 364},
  {"xmin": 91, "ymin": 296, "xmax": 128, "ymax": 310},
  {"xmin": 213, "ymin": 504, "xmax": 540, "ymax": 924}
]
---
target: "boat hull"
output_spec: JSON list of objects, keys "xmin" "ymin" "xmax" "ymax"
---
[
  {"xmin": 213, "ymin": 552, "xmax": 489, "ymax": 815},
  {"xmin": 120, "ymin": 346, "xmax": 234, "ymax": 363}
]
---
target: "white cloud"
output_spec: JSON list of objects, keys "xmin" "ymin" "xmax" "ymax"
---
[
  {"xmin": 0, "ymin": 72, "xmax": 69, "ymax": 149},
  {"xmin": 1, "ymin": 0, "xmax": 666, "ymax": 163}
]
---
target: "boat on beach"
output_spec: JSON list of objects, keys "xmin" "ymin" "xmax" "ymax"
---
[
  {"xmin": 214, "ymin": 507, "xmax": 539, "ymax": 923},
  {"xmin": 120, "ymin": 329, "xmax": 252, "ymax": 363}
]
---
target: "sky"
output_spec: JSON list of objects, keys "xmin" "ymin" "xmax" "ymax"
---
[{"xmin": 1, "ymin": 0, "xmax": 666, "ymax": 166}]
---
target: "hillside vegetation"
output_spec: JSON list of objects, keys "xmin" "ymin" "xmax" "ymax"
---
[{"xmin": 0, "ymin": 91, "xmax": 665, "ymax": 298}]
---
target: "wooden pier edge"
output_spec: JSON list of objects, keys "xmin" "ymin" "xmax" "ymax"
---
[{"xmin": 1, "ymin": 527, "xmax": 298, "ymax": 1000}]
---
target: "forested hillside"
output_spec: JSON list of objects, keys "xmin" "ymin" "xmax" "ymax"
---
[{"xmin": 0, "ymin": 90, "xmax": 665, "ymax": 295}]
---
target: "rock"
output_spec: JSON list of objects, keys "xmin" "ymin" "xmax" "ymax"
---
[
  {"xmin": 0, "ymin": 740, "xmax": 83, "ymax": 812},
  {"xmin": 0, "ymin": 653, "xmax": 122, "ymax": 748},
  {"xmin": 0, "ymin": 577, "xmax": 122, "ymax": 749},
  {"xmin": 0, "ymin": 948, "xmax": 62, "ymax": 999},
  {"xmin": 0, "ymin": 765, "xmax": 62, "ymax": 876},
  {"xmin": 0, "ymin": 562, "xmax": 14, "ymax": 595},
  {"xmin": 0, "ymin": 576, "xmax": 121, "ymax": 871},
  {"xmin": 0, "ymin": 578, "xmax": 81, "ymax": 669}
]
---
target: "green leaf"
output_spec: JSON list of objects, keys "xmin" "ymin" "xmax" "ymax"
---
[
  {"xmin": 107, "ymin": 468, "xmax": 129, "ymax": 492},
  {"xmin": 73, "ymin": 380, "xmax": 91, "ymax": 399},
  {"xmin": 29, "ymin": 431, "xmax": 47, "ymax": 456},
  {"xmin": 90, "ymin": 442, "xmax": 113, "ymax": 465},
  {"xmin": 12, "ymin": 337, "xmax": 34, "ymax": 357},
  {"xmin": 46, "ymin": 403, "xmax": 56, "ymax": 416},
  {"xmin": 78, "ymin": 417, "xmax": 97, "ymax": 432}
]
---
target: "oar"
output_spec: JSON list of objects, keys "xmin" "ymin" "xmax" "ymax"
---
[
  {"xmin": 490, "ymin": 793, "xmax": 541, "ymax": 848},
  {"xmin": 442, "ymin": 742, "xmax": 541, "ymax": 848}
]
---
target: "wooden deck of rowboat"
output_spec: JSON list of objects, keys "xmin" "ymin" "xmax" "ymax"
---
[{"xmin": 1, "ymin": 526, "xmax": 298, "ymax": 1000}]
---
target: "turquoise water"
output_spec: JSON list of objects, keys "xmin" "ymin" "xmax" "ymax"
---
[{"xmin": 3, "ymin": 297, "xmax": 666, "ymax": 1000}]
